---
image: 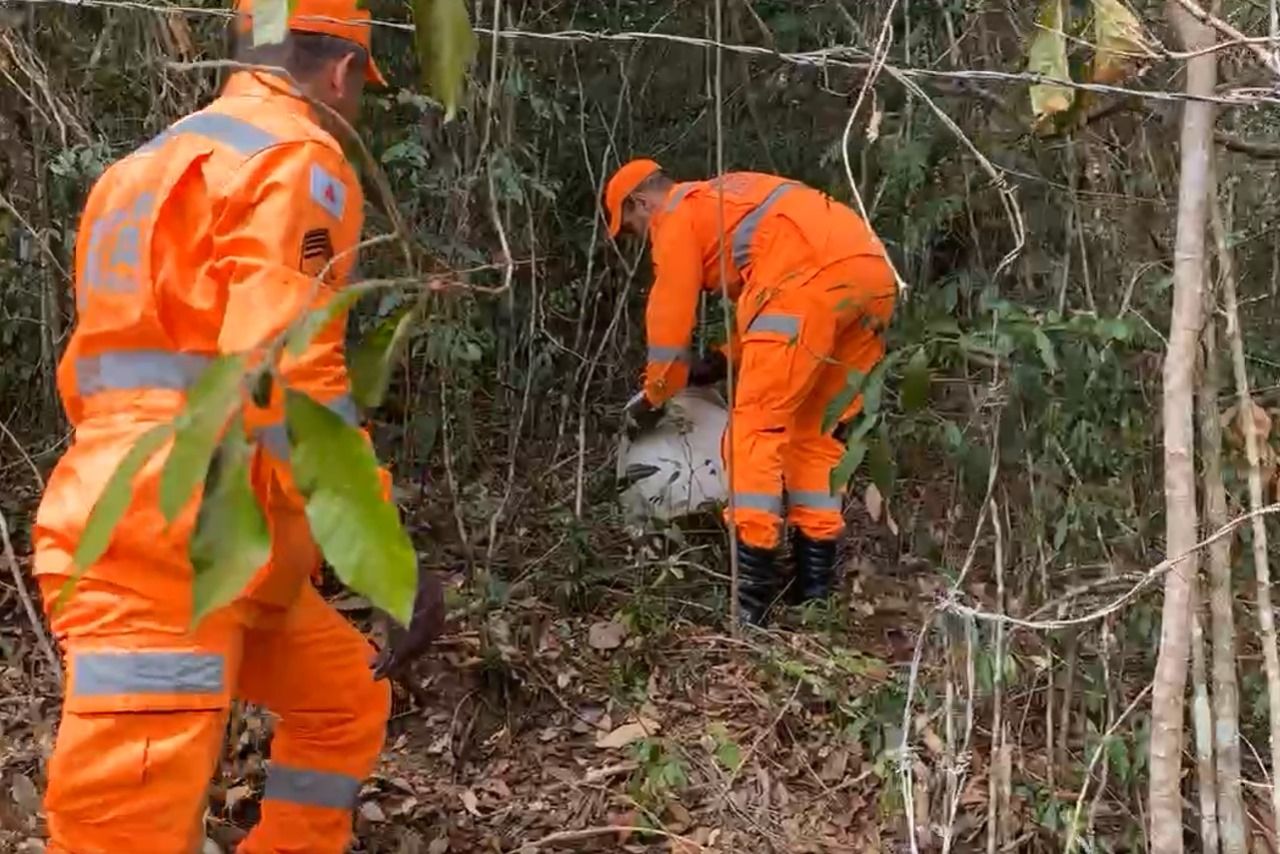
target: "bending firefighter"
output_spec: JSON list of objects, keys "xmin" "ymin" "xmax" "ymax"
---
[
  {"xmin": 32, "ymin": 2, "xmax": 443, "ymax": 851},
  {"xmin": 607, "ymin": 160, "xmax": 896, "ymax": 627}
]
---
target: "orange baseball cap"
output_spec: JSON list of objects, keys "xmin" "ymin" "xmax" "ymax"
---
[
  {"xmin": 234, "ymin": 0, "xmax": 388, "ymax": 87},
  {"xmin": 604, "ymin": 158, "xmax": 662, "ymax": 237}
]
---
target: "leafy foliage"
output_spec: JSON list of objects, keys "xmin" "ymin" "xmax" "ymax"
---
[
  {"xmin": 285, "ymin": 389, "xmax": 417, "ymax": 625},
  {"xmin": 412, "ymin": 0, "xmax": 478, "ymax": 121},
  {"xmin": 190, "ymin": 419, "xmax": 271, "ymax": 623},
  {"xmin": 1027, "ymin": 0, "xmax": 1074, "ymax": 123},
  {"xmin": 158, "ymin": 355, "xmax": 247, "ymax": 523},
  {"xmin": 350, "ymin": 305, "xmax": 418, "ymax": 409}
]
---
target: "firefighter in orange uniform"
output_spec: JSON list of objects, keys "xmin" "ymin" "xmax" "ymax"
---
[
  {"xmin": 606, "ymin": 160, "xmax": 896, "ymax": 627},
  {"xmin": 31, "ymin": 2, "xmax": 443, "ymax": 850}
]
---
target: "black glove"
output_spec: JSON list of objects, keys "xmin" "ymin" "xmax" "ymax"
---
[
  {"xmin": 372, "ymin": 570, "xmax": 446, "ymax": 680},
  {"xmin": 624, "ymin": 392, "xmax": 665, "ymax": 439},
  {"xmin": 688, "ymin": 350, "xmax": 728, "ymax": 387}
]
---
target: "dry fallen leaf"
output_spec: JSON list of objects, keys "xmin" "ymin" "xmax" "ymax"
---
[
  {"xmin": 359, "ymin": 800, "xmax": 386, "ymax": 823},
  {"xmin": 588, "ymin": 620, "xmax": 627, "ymax": 651},
  {"xmin": 428, "ymin": 837, "xmax": 450, "ymax": 854},
  {"xmin": 460, "ymin": 788, "xmax": 481, "ymax": 816},
  {"xmin": 11, "ymin": 773, "xmax": 39, "ymax": 816},
  {"xmin": 596, "ymin": 718, "xmax": 661, "ymax": 749},
  {"xmin": 864, "ymin": 484, "xmax": 883, "ymax": 523}
]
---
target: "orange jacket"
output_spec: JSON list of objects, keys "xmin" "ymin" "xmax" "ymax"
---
[
  {"xmin": 58, "ymin": 69, "xmax": 380, "ymax": 513},
  {"xmin": 641, "ymin": 172, "xmax": 886, "ymax": 405}
]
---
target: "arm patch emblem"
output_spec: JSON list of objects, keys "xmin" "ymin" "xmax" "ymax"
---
[{"xmin": 300, "ymin": 228, "xmax": 336, "ymax": 280}]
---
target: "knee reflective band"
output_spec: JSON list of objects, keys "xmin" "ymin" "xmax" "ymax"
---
[
  {"xmin": 263, "ymin": 764, "xmax": 362, "ymax": 810},
  {"xmin": 73, "ymin": 651, "xmax": 225, "ymax": 696}
]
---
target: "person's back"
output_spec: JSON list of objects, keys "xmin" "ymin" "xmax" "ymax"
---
[{"xmin": 32, "ymin": 4, "xmax": 443, "ymax": 851}]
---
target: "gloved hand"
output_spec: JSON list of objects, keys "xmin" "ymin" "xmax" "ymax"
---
[
  {"xmin": 372, "ymin": 570, "xmax": 446, "ymax": 680},
  {"xmin": 624, "ymin": 391, "xmax": 664, "ymax": 438},
  {"xmin": 688, "ymin": 350, "xmax": 728, "ymax": 387}
]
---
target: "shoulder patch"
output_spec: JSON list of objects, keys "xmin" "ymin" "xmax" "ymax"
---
[
  {"xmin": 309, "ymin": 163, "xmax": 347, "ymax": 219},
  {"xmin": 299, "ymin": 228, "xmax": 336, "ymax": 280}
]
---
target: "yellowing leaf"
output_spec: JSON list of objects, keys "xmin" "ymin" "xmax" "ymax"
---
[
  {"xmin": 190, "ymin": 421, "xmax": 271, "ymax": 626},
  {"xmin": 1092, "ymin": 0, "xmax": 1154, "ymax": 84},
  {"xmin": 252, "ymin": 0, "xmax": 289, "ymax": 47},
  {"xmin": 1026, "ymin": 0, "xmax": 1074, "ymax": 123},
  {"xmin": 286, "ymin": 390, "xmax": 417, "ymax": 625},
  {"xmin": 412, "ymin": 0, "xmax": 478, "ymax": 122}
]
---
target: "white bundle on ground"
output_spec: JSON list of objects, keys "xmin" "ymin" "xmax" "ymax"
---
[{"xmin": 616, "ymin": 387, "xmax": 729, "ymax": 524}]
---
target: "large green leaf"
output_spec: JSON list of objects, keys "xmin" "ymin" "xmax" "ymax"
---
[
  {"xmin": 60, "ymin": 425, "xmax": 173, "ymax": 610},
  {"xmin": 1027, "ymin": 0, "xmax": 1074, "ymax": 123},
  {"xmin": 253, "ymin": 0, "xmax": 289, "ymax": 47},
  {"xmin": 350, "ymin": 306, "xmax": 417, "ymax": 410},
  {"xmin": 190, "ymin": 419, "xmax": 271, "ymax": 626},
  {"xmin": 901, "ymin": 347, "xmax": 930, "ymax": 413},
  {"xmin": 285, "ymin": 390, "xmax": 416, "ymax": 625},
  {"xmin": 412, "ymin": 0, "xmax": 478, "ymax": 121},
  {"xmin": 286, "ymin": 289, "xmax": 365, "ymax": 357},
  {"xmin": 159, "ymin": 355, "xmax": 247, "ymax": 523},
  {"xmin": 868, "ymin": 436, "xmax": 895, "ymax": 499},
  {"xmin": 831, "ymin": 438, "xmax": 868, "ymax": 494},
  {"xmin": 821, "ymin": 369, "xmax": 866, "ymax": 435}
]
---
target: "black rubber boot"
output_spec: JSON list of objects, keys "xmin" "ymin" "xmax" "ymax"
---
[
  {"xmin": 788, "ymin": 531, "xmax": 838, "ymax": 604},
  {"xmin": 736, "ymin": 541, "xmax": 779, "ymax": 628}
]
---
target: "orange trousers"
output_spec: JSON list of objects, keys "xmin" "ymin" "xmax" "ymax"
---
[
  {"xmin": 34, "ymin": 414, "xmax": 390, "ymax": 854},
  {"xmin": 726, "ymin": 255, "xmax": 896, "ymax": 549}
]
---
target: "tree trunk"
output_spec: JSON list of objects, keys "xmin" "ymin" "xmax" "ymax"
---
[
  {"xmin": 1199, "ymin": 309, "xmax": 1249, "ymax": 854},
  {"xmin": 1149, "ymin": 4, "xmax": 1216, "ymax": 850},
  {"xmin": 1212, "ymin": 192, "xmax": 1280, "ymax": 854}
]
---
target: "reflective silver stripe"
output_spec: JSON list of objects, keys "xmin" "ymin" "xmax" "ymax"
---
[
  {"xmin": 73, "ymin": 651, "xmax": 224, "ymax": 697},
  {"xmin": 258, "ymin": 394, "xmax": 360, "ymax": 460},
  {"xmin": 734, "ymin": 492, "xmax": 784, "ymax": 515},
  {"xmin": 139, "ymin": 112, "xmax": 281, "ymax": 157},
  {"xmin": 263, "ymin": 764, "xmax": 361, "ymax": 810},
  {"xmin": 731, "ymin": 182, "xmax": 798, "ymax": 269},
  {"xmin": 664, "ymin": 183, "xmax": 695, "ymax": 213},
  {"xmin": 747, "ymin": 313, "xmax": 801, "ymax": 338},
  {"xmin": 648, "ymin": 345, "xmax": 690, "ymax": 364},
  {"xmin": 77, "ymin": 351, "xmax": 214, "ymax": 396},
  {"xmin": 788, "ymin": 490, "xmax": 843, "ymax": 511}
]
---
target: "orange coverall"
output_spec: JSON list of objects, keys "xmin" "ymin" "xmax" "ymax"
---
[
  {"xmin": 32, "ymin": 71, "xmax": 390, "ymax": 853},
  {"xmin": 641, "ymin": 173, "xmax": 896, "ymax": 549}
]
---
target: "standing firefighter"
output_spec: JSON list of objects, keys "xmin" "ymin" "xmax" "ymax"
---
[
  {"xmin": 31, "ymin": 1, "xmax": 443, "ymax": 850},
  {"xmin": 608, "ymin": 160, "xmax": 896, "ymax": 627}
]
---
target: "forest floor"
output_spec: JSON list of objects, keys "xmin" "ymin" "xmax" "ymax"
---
[{"xmin": 0, "ymin": 469, "xmax": 1036, "ymax": 854}]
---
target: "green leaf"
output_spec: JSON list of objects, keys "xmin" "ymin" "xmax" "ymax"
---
[
  {"xmin": 901, "ymin": 347, "xmax": 930, "ymax": 413},
  {"xmin": 868, "ymin": 437, "xmax": 895, "ymax": 498},
  {"xmin": 1033, "ymin": 327, "xmax": 1059, "ymax": 373},
  {"xmin": 821, "ymin": 369, "xmax": 866, "ymax": 434},
  {"xmin": 286, "ymin": 289, "xmax": 365, "ymax": 357},
  {"xmin": 1026, "ymin": 0, "xmax": 1074, "ymax": 123},
  {"xmin": 60, "ymin": 425, "xmax": 172, "ymax": 609},
  {"xmin": 350, "ymin": 305, "xmax": 417, "ymax": 410},
  {"xmin": 190, "ymin": 420, "xmax": 271, "ymax": 626},
  {"xmin": 286, "ymin": 390, "xmax": 416, "ymax": 625},
  {"xmin": 159, "ymin": 355, "xmax": 247, "ymax": 523},
  {"xmin": 831, "ymin": 437, "xmax": 868, "ymax": 493},
  {"xmin": 861, "ymin": 358, "xmax": 891, "ymax": 418},
  {"xmin": 413, "ymin": 0, "xmax": 478, "ymax": 121},
  {"xmin": 253, "ymin": 0, "xmax": 289, "ymax": 47}
]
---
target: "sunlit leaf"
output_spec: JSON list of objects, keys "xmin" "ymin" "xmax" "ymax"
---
[
  {"xmin": 253, "ymin": 0, "xmax": 289, "ymax": 47},
  {"xmin": 412, "ymin": 0, "xmax": 478, "ymax": 121},
  {"xmin": 1092, "ymin": 0, "xmax": 1154, "ymax": 84},
  {"xmin": 60, "ymin": 425, "xmax": 173, "ymax": 609},
  {"xmin": 286, "ymin": 390, "xmax": 416, "ymax": 625},
  {"xmin": 350, "ymin": 305, "xmax": 418, "ymax": 409},
  {"xmin": 159, "ymin": 355, "xmax": 247, "ymax": 523},
  {"xmin": 190, "ymin": 419, "xmax": 270, "ymax": 625},
  {"xmin": 901, "ymin": 347, "xmax": 930, "ymax": 413},
  {"xmin": 1027, "ymin": 0, "xmax": 1074, "ymax": 123}
]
